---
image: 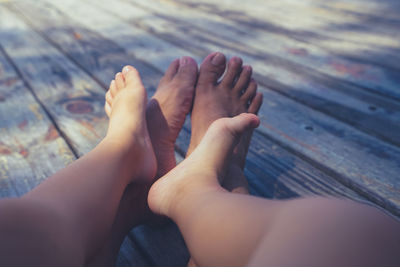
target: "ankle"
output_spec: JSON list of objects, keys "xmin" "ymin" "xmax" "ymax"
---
[
  {"xmin": 171, "ymin": 186, "xmax": 226, "ymax": 222},
  {"xmin": 169, "ymin": 177, "xmax": 224, "ymax": 217},
  {"xmin": 99, "ymin": 137, "xmax": 151, "ymax": 181}
]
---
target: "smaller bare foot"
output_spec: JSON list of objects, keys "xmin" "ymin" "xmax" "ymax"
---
[
  {"xmin": 148, "ymin": 113, "xmax": 260, "ymax": 217},
  {"xmin": 103, "ymin": 57, "xmax": 197, "ymax": 224},
  {"xmin": 104, "ymin": 66, "xmax": 156, "ymax": 182},
  {"xmin": 88, "ymin": 59, "xmax": 198, "ymax": 266},
  {"xmin": 106, "ymin": 57, "xmax": 198, "ymax": 222},
  {"xmin": 188, "ymin": 52, "xmax": 263, "ymax": 193}
]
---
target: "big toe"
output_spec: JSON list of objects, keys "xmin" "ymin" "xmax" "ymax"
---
[
  {"xmin": 199, "ymin": 114, "xmax": 260, "ymax": 174},
  {"xmin": 197, "ymin": 52, "xmax": 226, "ymax": 86},
  {"xmin": 174, "ymin": 56, "xmax": 198, "ymax": 84},
  {"xmin": 122, "ymin": 65, "xmax": 145, "ymax": 90}
]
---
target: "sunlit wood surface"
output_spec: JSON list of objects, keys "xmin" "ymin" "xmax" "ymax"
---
[{"xmin": 0, "ymin": 0, "xmax": 399, "ymax": 265}]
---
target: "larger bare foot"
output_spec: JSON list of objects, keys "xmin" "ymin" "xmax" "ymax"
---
[
  {"xmin": 146, "ymin": 56, "xmax": 198, "ymax": 176},
  {"xmin": 188, "ymin": 52, "xmax": 263, "ymax": 193}
]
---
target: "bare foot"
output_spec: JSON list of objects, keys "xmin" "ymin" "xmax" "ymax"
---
[
  {"xmin": 107, "ymin": 57, "xmax": 197, "ymax": 224},
  {"xmin": 146, "ymin": 56, "xmax": 198, "ymax": 176},
  {"xmin": 148, "ymin": 114, "xmax": 259, "ymax": 267},
  {"xmin": 87, "ymin": 59, "xmax": 197, "ymax": 267},
  {"xmin": 148, "ymin": 113, "xmax": 260, "ymax": 217},
  {"xmin": 187, "ymin": 52, "xmax": 263, "ymax": 193},
  {"xmin": 104, "ymin": 66, "xmax": 156, "ymax": 182}
]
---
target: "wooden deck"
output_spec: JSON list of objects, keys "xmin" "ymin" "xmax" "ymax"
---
[{"xmin": 0, "ymin": 0, "xmax": 399, "ymax": 265}]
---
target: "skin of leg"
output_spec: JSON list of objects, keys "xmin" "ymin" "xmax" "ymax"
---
[
  {"xmin": 185, "ymin": 52, "xmax": 262, "ymax": 266},
  {"xmin": 248, "ymin": 197, "xmax": 400, "ymax": 267},
  {"xmin": 149, "ymin": 114, "xmax": 400, "ymax": 267},
  {"xmin": 0, "ymin": 66, "xmax": 156, "ymax": 266},
  {"xmin": 87, "ymin": 57, "xmax": 198, "ymax": 266}
]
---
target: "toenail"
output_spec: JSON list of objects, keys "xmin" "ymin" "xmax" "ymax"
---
[
  {"xmin": 233, "ymin": 57, "xmax": 242, "ymax": 64},
  {"xmin": 211, "ymin": 52, "xmax": 225, "ymax": 66},
  {"xmin": 244, "ymin": 66, "xmax": 252, "ymax": 72},
  {"xmin": 122, "ymin": 66, "xmax": 131, "ymax": 74},
  {"xmin": 180, "ymin": 57, "xmax": 188, "ymax": 66}
]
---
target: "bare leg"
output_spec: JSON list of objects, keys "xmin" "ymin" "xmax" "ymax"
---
[
  {"xmin": 148, "ymin": 114, "xmax": 400, "ymax": 267},
  {"xmin": 0, "ymin": 66, "xmax": 156, "ymax": 266},
  {"xmin": 87, "ymin": 57, "xmax": 198, "ymax": 266}
]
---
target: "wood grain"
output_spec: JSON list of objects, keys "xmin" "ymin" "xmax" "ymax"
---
[
  {"xmin": 37, "ymin": 0, "xmax": 371, "ymax": 203},
  {"xmin": 81, "ymin": 0, "xmax": 400, "ymax": 215},
  {"xmin": 0, "ymin": 5, "xmax": 158, "ymax": 266},
  {"xmin": 11, "ymin": 1, "xmax": 392, "ymax": 266},
  {"xmin": 0, "ymin": 49, "xmax": 75, "ymax": 198},
  {"xmin": 1, "ymin": 1, "xmax": 399, "ymax": 266},
  {"xmin": 142, "ymin": 0, "xmax": 400, "ymax": 100},
  {"xmin": 0, "ymin": 5, "xmax": 109, "ymax": 156},
  {"xmin": 171, "ymin": 0, "xmax": 400, "ymax": 71},
  {"xmin": 118, "ymin": 0, "xmax": 400, "ymax": 147}
]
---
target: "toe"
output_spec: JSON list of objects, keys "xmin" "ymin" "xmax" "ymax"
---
[
  {"xmin": 241, "ymin": 79, "xmax": 257, "ymax": 105},
  {"xmin": 220, "ymin": 57, "xmax": 242, "ymax": 88},
  {"xmin": 115, "ymin": 72, "xmax": 125, "ymax": 90},
  {"xmin": 162, "ymin": 59, "xmax": 180, "ymax": 81},
  {"xmin": 233, "ymin": 66, "xmax": 252, "ymax": 95},
  {"xmin": 109, "ymin": 80, "xmax": 117, "ymax": 97},
  {"xmin": 104, "ymin": 102, "xmax": 112, "ymax": 117},
  {"xmin": 248, "ymin": 92, "xmax": 263, "ymax": 114},
  {"xmin": 174, "ymin": 56, "xmax": 198, "ymax": 84},
  {"xmin": 202, "ymin": 114, "xmax": 260, "ymax": 174},
  {"xmin": 224, "ymin": 113, "xmax": 260, "ymax": 137},
  {"xmin": 197, "ymin": 52, "xmax": 226, "ymax": 87},
  {"xmin": 105, "ymin": 90, "xmax": 113, "ymax": 106},
  {"xmin": 122, "ymin": 65, "xmax": 145, "ymax": 89}
]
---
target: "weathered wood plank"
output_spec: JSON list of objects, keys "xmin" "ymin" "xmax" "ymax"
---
[
  {"xmin": 73, "ymin": 0, "xmax": 400, "ymax": 214},
  {"xmin": 144, "ymin": 0, "xmax": 400, "ymax": 98},
  {"xmin": 130, "ymin": 224, "xmax": 190, "ymax": 267},
  {"xmin": 8, "ymin": 2, "xmax": 164, "ymax": 93},
  {"xmin": 40, "ymin": 0, "xmax": 371, "ymax": 202},
  {"xmin": 83, "ymin": 1, "xmax": 400, "ymax": 151},
  {"xmin": 35, "ymin": 0, "xmax": 202, "ymax": 80},
  {"xmin": 211, "ymin": 0, "xmax": 400, "ymax": 38},
  {"xmin": 314, "ymin": 0, "xmax": 400, "ymax": 21},
  {"xmin": 0, "ymin": 6, "xmax": 154, "ymax": 266},
  {"xmin": 0, "ymin": 5, "xmax": 109, "ymax": 156},
  {"xmin": 13, "ymin": 1, "xmax": 389, "ymax": 266},
  {"xmin": 0, "ymin": 48, "xmax": 75, "ymax": 198},
  {"xmin": 172, "ymin": 0, "xmax": 400, "ymax": 72},
  {"xmin": 116, "ymin": 0, "xmax": 400, "ymax": 147},
  {"xmin": 50, "ymin": 0, "xmax": 400, "ymax": 216},
  {"xmin": 116, "ymin": 236, "xmax": 153, "ymax": 267}
]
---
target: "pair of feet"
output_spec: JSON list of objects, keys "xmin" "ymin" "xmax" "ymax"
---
[{"xmin": 103, "ymin": 51, "xmax": 262, "ymax": 248}]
